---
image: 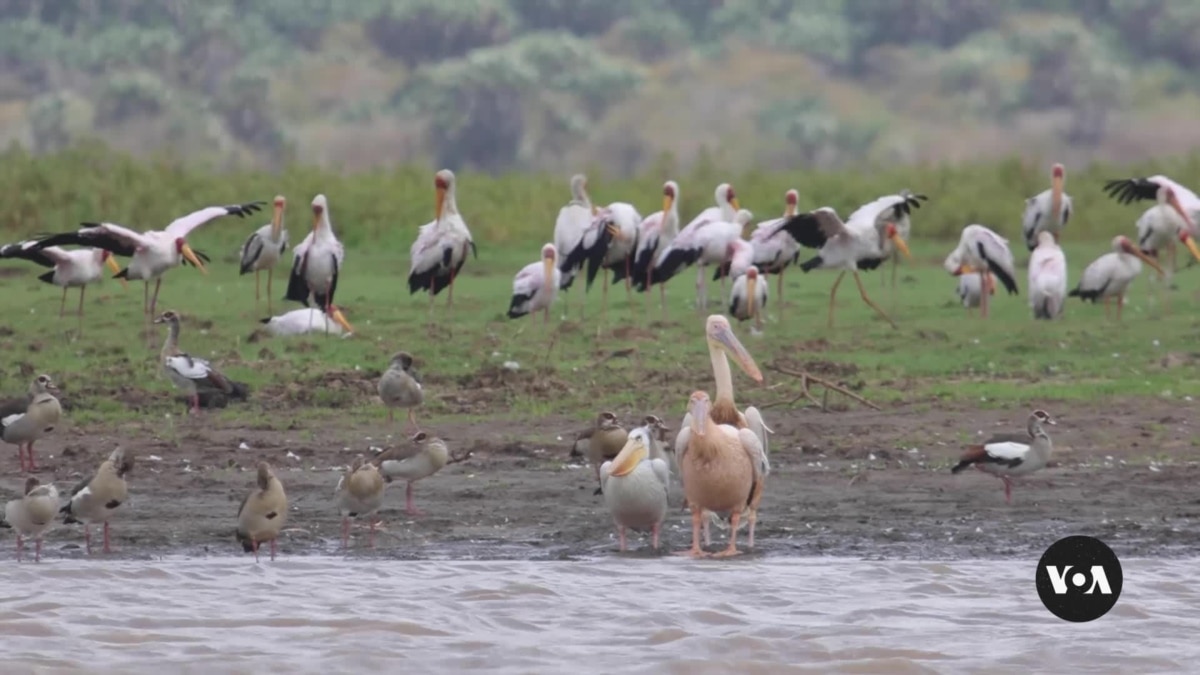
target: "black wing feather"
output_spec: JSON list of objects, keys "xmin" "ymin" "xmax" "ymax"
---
[
  {"xmin": 0, "ymin": 242, "xmax": 56, "ymax": 268},
  {"xmin": 772, "ymin": 213, "xmax": 827, "ymax": 249},
  {"xmin": 1102, "ymin": 178, "xmax": 1160, "ymax": 205},
  {"xmin": 975, "ymin": 241, "xmax": 1019, "ymax": 295},
  {"xmin": 283, "ymin": 252, "xmax": 310, "ymax": 306},
  {"xmin": 239, "ymin": 232, "xmax": 263, "ymax": 275}
]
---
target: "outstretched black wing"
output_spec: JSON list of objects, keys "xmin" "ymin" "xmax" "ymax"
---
[{"xmin": 1102, "ymin": 178, "xmax": 1161, "ymax": 205}]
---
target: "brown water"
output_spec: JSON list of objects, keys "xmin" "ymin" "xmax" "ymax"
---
[{"xmin": 1, "ymin": 557, "xmax": 1195, "ymax": 674}]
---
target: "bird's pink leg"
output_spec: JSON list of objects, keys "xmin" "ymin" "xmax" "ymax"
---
[
  {"xmin": 712, "ymin": 510, "xmax": 743, "ymax": 558},
  {"xmin": 103, "ymin": 521, "xmax": 112, "ymax": 553},
  {"xmin": 59, "ymin": 286, "xmax": 67, "ymax": 318},
  {"xmin": 368, "ymin": 520, "xmax": 377, "ymax": 549},
  {"xmin": 651, "ymin": 523, "xmax": 660, "ymax": 551},
  {"xmin": 695, "ymin": 267, "xmax": 706, "ymax": 311},
  {"xmin": 35, "ymin": 537, "xmax": 41, "ymax": 563},
  {"xmin": 270, "ymin": 539, "xmax": 277, "ymax": 561},
  {"xmin": 405, "ymin": 482, "xmax": 423, "ymax": 516},
  {"xmin": 777, "ymin": 269, "xmax": 784, "ymax": 319},
  {"xmin": 624, "ymin": 255, "xmax": 633, "ymax": 304},
  {"xmin": 255, "ymin": 270, "xmax": 261, "ymax": 310},
  {"xmin": 747, "ymin": 509, "xmax": 758, "ymax": 549},
  {"xmin": 77, "ymin": 286, "xmax": 86, "ymax": 335},
  {"xmin": 26, "ymin": 442, "xmax": 38, "ymax": 471},
  {"xmin": 1003, "ymin": 477, "xmax": 1013, "ymax": 505},
  {"xmin": 1117, "ymin": 294, "xmax": 1125, "ymax": 321},
  {"xmin": 703, "ymin": 513, "xmax": 711, "ymax": 547},
  {"xmin": 84, "ymin": 524, "xmax": 92, "ymax": 555},
  {"xmin": 341, "ymin": 517, "xmax": 350, "ymax": 548},
  {"xmin": 191, "ymin": 394, "xmax": 201, "ymax": 416},
  {"xmin": 251, "ymin": 539, "xmax": 259, "ymax": 563},
  {"xmin": 617, "ymin": 525, "xmax": 627, "ymax": 552},
  {"xmin": 675, "ymin": 507, "xmax": 708, "ymax": 557},
  {"xmin": 407, "ymin": 409, "xmax": 420, "ymax": 434},
  {"xmin": 17, "ymin": 442, "xmax": 26, "ymax": 473},
  {"xmin": 149, "ymin": 277, "xmax": 162, "ymax": 318},
  {"xmin": 16, "ymin": 534, "xmax": 23, "ymax": 562},
  {"xmin": 827, "ymin": 271, "xmax": 846, "ymax": 328}
]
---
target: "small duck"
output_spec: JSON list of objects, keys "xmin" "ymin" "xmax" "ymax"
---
[
  {"xmin": 335, "ymin": 456, "xmax": 386, "ymax": 548},
  {"xmin": 379, "ymin": 351, "xmax": 424, "ymax": 433},
  {"xmin": 236, "ymin": 461, "xmax": 288, "ymax": 562},
  {"xmin": 61, "ymin": 446, "xmax": 134, "ymax": 554},
  {"xmin": 374, "ymin": 431, "xmax": 449, "ymax": 516},
  {"xmin": 4, "ymin": 477, "xmax": 60, "ymax": 562},
  {"xmin": 0, "ymin": 374, "xmax": 62, "ymax": 472},
  {"xmin": 600, "ymin": 426, "xmax": 670, "ymax": 552}
]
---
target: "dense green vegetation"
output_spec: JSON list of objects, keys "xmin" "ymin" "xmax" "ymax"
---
[{"xmin": 4, "ymin": 1, "xmax": 1200, "ymax": 173}]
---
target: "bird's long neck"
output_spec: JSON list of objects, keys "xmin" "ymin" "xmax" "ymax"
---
[
  {"xmin": 271, "ymin": 213, "xmax": 285, "ymax": 240},
  {"xmin": 709, "ymin": 344, "xmax": 739, "ymax": 425},
  {"xmin": 162, "ymin": 321, "xmax": 181, "ymax": 357},
  {"xmin": 442, "ymin": 186, "xmax": 459, "ymax": 220},
  {"xmin": 666, "ymin": 204, "xmax": 679, "ymax": 237},
  {"xmin": 1028, "ymin": 418, "xmax": 1050, "ymax": 443}
]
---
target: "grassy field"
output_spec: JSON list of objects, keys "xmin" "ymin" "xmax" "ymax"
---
[{"xmin": 0, "ymin": 230, "xmax": 1196, "ymax": 435}]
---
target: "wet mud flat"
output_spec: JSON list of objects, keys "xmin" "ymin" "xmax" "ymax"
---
[{"xmin": 2, "ymin": 398, "xmax": 1198, "ymax": 561}]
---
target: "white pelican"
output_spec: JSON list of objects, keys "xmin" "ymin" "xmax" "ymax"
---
[
  {"xmin": 1068, "ymin": 235, "xmax": 1164, "ymax": 320},
  {"xmin": 1022, "ymin": 163, "xmax": 1072, "ymax": 250},
  {"xmin": 951, "ymin": 409, "xmax": 1055, "ymax": 505},
  {"xmin": 4, "ymin": 477, "xmax": 58, "ymax": 562},
  {"xmin": 408, "ymin": 169, "xmax": 477, "ymax": 307},
  {"xmin": 284, "ymin": 194, "xmax": 344, "ymax": 318},
  {"xmin": 554, "ymin": 174, "xmax": 596, "ymax": 303},
  {"xmin": 0, "ymin": 239, "xmax": 124, "ymax": 327},
  {"xmin": 648, "ymin": 183, "xmax": 740, "ymax": 308},
  {"xmin": 33, "ymin": 201, "xmax": 263, "ymax": 332},
  {"xmin": 600, "ymin": 426, "xmax": 670, "ymax": 552},
  {"xmin": 259, "ymin": 306, "xmax": 354, "ymax": 338},
  {"xmin": 565, "ymin": 202, "xmax": 640, "ymax": 320},
  {"xmin": 507, "ymin": 243, "xmax": 561, "ymax": 324},
  {"xmin": 1104, "ymin": 177, "xmax": 1200, "ymax": 272},
  {"xmin": 729, "ymin": 266, "xmax": 767, "ymax": 333},
  {"xmin": 944, "ymin": 224, "xmax": 1019, "ymax": 319},
  {"xmin": 627, "ymin": 181, "xmax": 680, "ymax": 317},
  {"xmin": 750, "ymin": 189, "xmax": 800, "ymax": 309},
  {"xmin": 771, "ymin": 192, "xmax": 922, "ymax": 329},
  {"xmin": 955, "ymin": 264, "xmax": 994, "ymax": 315},
  {"xmin": 1027, "ymin": 231, "xmax": 1068, "ymax": 320},
  {"xmin": 239, "ymin": 195, "xmax": 290, "ymax": 314}
]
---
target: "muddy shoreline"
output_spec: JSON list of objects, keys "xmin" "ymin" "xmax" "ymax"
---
[{"xmin": 3, "ymin": 398, "xmax": 1198, "ymax": 561}]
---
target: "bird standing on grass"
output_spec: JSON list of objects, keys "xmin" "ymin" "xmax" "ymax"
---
[
  {"xmin": 0, "ymin": 240, "xmax": 125, "ymax": 332},
  {"xmin": 284, "ymin": 194, "xmax": 345, "ymax": 330},
  {"xmin": 408, "ymin": 169, "xmax": 477, "ymax": 309},
  {"xmin": 154, "ymin": 310, "xmax": 249, "ymax": 415},
  {"xmin": 239, "ymin": 195, "xmax": 290, "ymax": 315}
]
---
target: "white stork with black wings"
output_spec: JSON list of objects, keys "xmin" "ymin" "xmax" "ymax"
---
[
  {"xmin": 944, "ymin": 224, "xmax": 1019, "ymax": 319},
  {"xmin": 0, "ymin": 240, "xmax": 123, "ymax": 324},
  {"xmin": 771, "ymin": 191, "xmax": 922, "ymax": 329},
  {"xmin": 1102, "ymin": 176, "xmax": 1200, "ymax": 278},
  {"xmin": 562, "ymin": 201, "xmax": 641, "ymax": 321},
  {"xmin": 408, "ymin": 169, "xmax": 477, "ymax": 308},
  {"xmin": 626, "ymin": 180, "xmax": 680, "ymax": 318},
  {"xmin": 1021, "ymin": 163, "xmax": 1072, "ymax": 251},
  {"xmin": 32, "ymin": 200, "xmax": 264, "ymax": 330},
  {"xmin": 238, "ymin": 195, "xmax": 289, "ymax": 314},
  {"xmin": 554, "ymin": 173, "xmax": 596, "ymax": 299},
  {"xmin": 284, "ymin": 194, "xmax": 344, "ymax": 319},
  {"xmin": 646, "ymin": 183, "xmax": 741, "ymax": 309}
]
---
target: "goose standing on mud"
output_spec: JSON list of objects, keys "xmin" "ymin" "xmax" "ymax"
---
[
  {"xmin": 600, "ymin": 426, "xmax": 670, "ymax": 552},
  {"xmin": 378, "ymin": 351, "xmax": 423, "ymax": 433},
  {"xmin": 259, "ymin": 306, "xmax": 355, "ymax": 338},
  {"xmin": 1068, "ymin": 235, "xmax": 1165, "ymax": 319},
  {"xmin": 554, "ymin": 174, "xmax": 597, "ymax": 313},
  {"xmin": 749, "ymin": 189, "xmax": 800, "ymax": 311},
  {"xmin": 1022, "ymin": 163, "xmax": 1072, "ymax": 251},
  {"xmin": 1, "ymin": 374, "xmax": 61, "ymax": 473},
  {"xmin": 239, "ymin": 195, "xmax": 290, "ymax": 314},
  {"xmin": 409, "ymin": 169, "xmax": 477, "ymax": 308},
  {"xmin": 627, "ymin": 181, "xmax": 681, "ymax": 319},
  {"xmin": 586, "ymin": 411, "xmax": 628, "ymax": 495},
  {"xmin": 4, "ymin": 477, "xmax": 59, "ymax": 562},
  {"xmin": 0, "ymin": 239, "xmax": 124, "ymax": 329},
  {"xmin": 374, "ymin": 431, "xmax": 450, "ymax": 516},
  {"xmin": 1027, "ymin": 231, "xmax": 1068, "ymax": 320},
  {"xmin": 951, "ymin": 409, "xmax": 1056, "ymax": 504},
  {"xmin": 1102, "ymin": 176, "xmax": 1200, "ymax": 278},
  {"xmin": 335, "ymin": 456, "xmax": 386, "ymax": 548},
  {"xmin": 32, "ymin": 201, "xmax": 264, "ymax": 337},
  {"xmin": 155, "ymin": 310, "xmax": 247, "ymax": 415},
  {"xmin": 507, "ymin": 243, "xmax": 561, "ymax": 325},
  {"xmin": 284, "ymin": 194, "xmax": 345, "ymax": 322},
  {"xmin": 61, "ymin": 446, "xmax": 134, "ymax": 555},
  {"xmin": 237, "ymin": 461, "xmax": 288, "ymax": 562},
  {"xmin": 944, "ymin": 224, "xmax": 1018, "ymax": 319}
]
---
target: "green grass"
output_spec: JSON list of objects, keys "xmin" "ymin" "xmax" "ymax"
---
[{"xmin": 1, "ymin": 232, "xmax": 1198, "ymax": 431}]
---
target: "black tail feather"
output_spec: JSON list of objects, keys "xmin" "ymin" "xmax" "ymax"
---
[
  {"xmin": 114, "ymin": 268, "xmax": 129, "ymax": 280},
  {"xmin": 37, "ymin": 270, "xmax": 55, "ymax": 284},
  {"xmin": 507, "ymin": 292, "xmax": 533, "ymax": 319},
  {"xmin": 284, "ymin": 256, "xmax": 310, "ymax": 306},
  {"xmin": 799, "ymin": 255, "xmax": 824, "ymax": 272},
  {"xmin": 950, "ymin": 459, "xmax": 973, "ymax": 474},
  {"xmin": 649, "ymin": 247, "xmax": 699, "ymax": 286}
]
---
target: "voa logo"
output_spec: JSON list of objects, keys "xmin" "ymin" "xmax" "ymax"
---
[
  {"xmin": 1045, "ymin": 564, "xmax": 1114, "ymax": 595},
  {"xmin": 1035, "ymin": 535, "xmax": 1123, "ymax": 622}
]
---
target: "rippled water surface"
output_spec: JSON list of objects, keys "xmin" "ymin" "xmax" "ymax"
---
[{"xmin": 1, "ymin": 557, "xmax": 1197, "ymax": 674}]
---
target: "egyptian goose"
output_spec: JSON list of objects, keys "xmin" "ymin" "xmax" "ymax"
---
[
  {"xmin": 155, "ymin": 310, "xmax": 247, "ymax": 414},
  {"xmin": 951, "ymin": 409, "xmax": 1056, "ymax": 504},
  {"xmin": 374, "ymin": 431, "xmax": 449, "ymax": 516},
  {"xmin": 61, "ymin": 446, "xmax": 134, "ymax": 554},
  {"xmin": 600, "ymin": 426, "xmax": 670, "ymax": 552},
  {"xmin": 4, "ymin": 477, "xmax": 59, "ymax": 562},
  {"xmin": 335, "ymin": 456, "xmax": 386, "ymax": 548},
  {"xmin": 586, "ymin": 411, "xmax": 628, "ymax": 495},
  {"xmin": 378, "ymin": 351, "xmax": 424, "ymax": 433},
  {"xmin": 1, "ymin": 374, "xmax": 62, "ymax": 472},
  {"xmin": 236, "ymin": 461, "xmax": 288, "ymax": 562}
]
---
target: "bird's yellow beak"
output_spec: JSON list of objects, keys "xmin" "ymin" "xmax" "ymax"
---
[
  {"xmin": 708, "ymin": 321, "xmax": 763, "ymax": 383},
  {"xmin": 610, "ymin": 438, "xmax": 647, "ymax": 477},
  {"xmin": 746, "ymin": 274, "xmax": 756, "ymax": 317},
  {"xmin": 890, "ymin": 232, "xmax": 911, "ymax": 259},
  {"xmin": 331, "ymin": 307, "xmax": 355, "ymax": 335},
  {"xmin": 729, "ymin": 196, "xmax": 741, "ymax": 211},
  {"xmin": 181, "ymin": 243, "xmax": 207, "ymax": 275},
  {"xmin": 542, "ymin": 255, "xmax": 555, "ymax": 289},
  {"xmin": 105, "ymin": 255, "xmax": 127, "ymax": 288},
  {"xmin": 271, "ymin": 202, "xmax": 285, "ymax": 236},
  {"xmin": 662, "ymin": 194, "xmax": 674, "ymax": 215},
  {"xmin": 1183, "ymin": 234, "xmax": 1200, "ymax": 265},
  {"xmin": 605, "ymin": 223, "xmax": 623, "ymax": 241},
  {"xmin": 435, "ymin": 185, "xmax": 446, "ymax": 222},
  {"xmin": 957, "ymin": 264, "xmax": 975, "ymax": 275}
]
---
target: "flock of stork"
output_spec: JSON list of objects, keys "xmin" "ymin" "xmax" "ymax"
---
[{"xmin": 0, "ymin": 162, "xmax": 1197, "ymax": 562}]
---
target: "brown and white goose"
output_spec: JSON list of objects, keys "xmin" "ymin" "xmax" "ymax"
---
[
  {"xmin": 951, "ymin": 409, "xmax": 1056, "ymax": 504},
  {"xmin": 335, "ymin": 456, "xmax": 386, "ymax": 548},
  {"xmin": 378, "ymin": 351, "xmax": 424, "ymax": 433},
  {"xmin": 4, "ymin": 477, "xmax": 59, "ymax": 562},
  {"xmin": 236, "ymin": 461, "xmax": 288, "ymax": 562},
  {"xmin": 155, "ymin": 310, "xmax": 246, "ymax": 414},
  {"xmin": 373, "ymin": 431, "xmax": 449, "ymax": 516},
  {"xmin": 61, "ymin": 446, "xmax": 134, "ymax": 554},
  {"xmin": 1, "ymin": 374, "xmax": 62, "ymax": 472},
  {"xmin": 587, "ymin": 411, "xmax": 628, "ymax": 495}
]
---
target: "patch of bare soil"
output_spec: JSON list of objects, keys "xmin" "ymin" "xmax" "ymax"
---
[{"xmin": 3, "ymin": 398, "xmax": 1199, "ymax": 561}]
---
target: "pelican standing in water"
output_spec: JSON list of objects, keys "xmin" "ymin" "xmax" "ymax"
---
[
  {"xmin": 1022, "ymin": 163, "xmax": 1072, "ymax": 251},
  {"xmin": 0, "ymin": 240, "xmax": 124, "ymax": 331},
  {"xmin": 1027, "ymin": 231, "xmax": 1068, "ymax": 320},
  {"xmin": 33, "ymin": 201, "xmax": 263, "ymax": 340},
  {"xmin": 239, "ymin": 195, "xmax": 290, "ymax": 314},
  {"xmin": 284, "ymin": 195, "xmax": 345, "ymax": 328},
  {"xmin": 944, "ymin": 224, "xmax": 1019, "ymax": 319},
  {"xmin": 507, "ymin": 243, "xmax": 561, "ymax": 326},
  {"xmin": 600, "ymin": 426, "xmax": 670, "ymax": 552},
  {"xmin": 408, "ymin": 169, "xmax": 477, "ymax": 309},
  {"xmin": 1068, "ymin": 235, "xmax": 1165, "ymax": 319}
]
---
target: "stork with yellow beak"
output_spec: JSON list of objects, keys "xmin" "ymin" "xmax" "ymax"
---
[
  {"xmin": 507, "ymin": 243, "xmax": 562, "ymax": 325},
  {"xmin": 1022, "ymin": 163, "xmax": 1072, "ymax": 251},
  {"xmin": 239, "ymin": 195, "xmax": 290, "ymax": 314},
  {"xmin": 599, "ymin": 425, "xmax": 670, "ymax": 552},
  {"xmin": 729, "ymin": 266, "xmax": 767, "ymax": 333},
  {"xmin": 408, "ymin": 169, "xmax": 477, "ymax": 309},
  {"xmin": 0, "ymin": 239, "xmax": 125, "ymax": 333},
  {"xmin": 1104, "ymin": 176, "xmax": 1200, "ymax": 282},
  {"xmin": 284, "ymin": 194, "xmax": 345, "ymax": 322},
  {"xmin": 32, "ymin": 201, "xmax": 263, "ymax": 340}
]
